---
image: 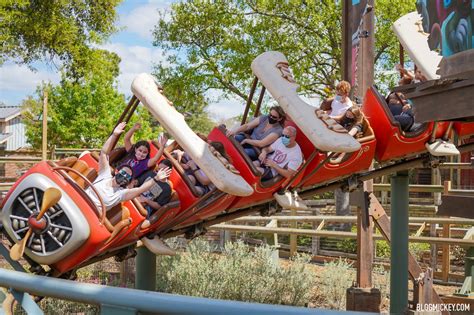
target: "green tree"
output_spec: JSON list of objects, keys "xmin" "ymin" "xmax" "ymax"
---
[
  {"xmin": 152, "ymin": 0, "xmax": 414, "ymax": 110},
  {"xmin": 22, "ymin": 52, "xmax": 159, "ymax": 150},
  {"xmin": 0, "ymin": 0, "xmax": 121, "ymax": 76}
]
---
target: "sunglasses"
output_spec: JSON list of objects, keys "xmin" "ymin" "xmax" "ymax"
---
[
  {"xmin": 118, "ymin": 169, "xmax": 132, "ymax": 181},
  {"xmin": 269, "ymin": 114, "xmax": 280, "ymax": 120},
  {"xmin": 281, "ymin": 134, "xmax": 290, "ymax": 139}
]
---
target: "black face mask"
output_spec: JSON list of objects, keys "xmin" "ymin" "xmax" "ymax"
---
[
  {"xmin": 268, "ymin": 117, "xmax": 278, "ymax": 124},
  {"xmin": 115, "ymin": 171, "xmax": 131, "ymax": 187}
]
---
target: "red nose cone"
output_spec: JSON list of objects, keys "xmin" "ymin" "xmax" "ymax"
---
[{"xmin": 28, "ymin": 215, "xmax": 47, "ymax": 232}]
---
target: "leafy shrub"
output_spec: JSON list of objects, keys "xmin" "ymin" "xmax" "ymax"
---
[
  {"xmin": 409, "ymin": 242, "xmax": 430, "ymax": 260},
  {"xmin": 376, "ymin": 240, "xmax": 390, "ymax": 258},
  {"xmin": 316, "ymin": 258, "xmax": 354, "ymax": 310},
  {"xmin": 156, "ymin": 239, "xmax": 314, "ymax": 306},
  {"xmin": 336, "ymin": 226, "xmax": 357, "ymax": 254},
  {"xmin": 452, "ymin": 245, "xmax": 466, "ymax": 265}
]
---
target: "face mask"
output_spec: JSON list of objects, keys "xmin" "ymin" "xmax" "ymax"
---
[
  {"xmin": 115, "ymin": 170, "xmax": 132, "ymax": 187},
  {"xmin": 281, "ymin": 136, "xmax": 291, "ymax": 146},
  {"xmin": 268, "ymin": 117, "xmax": 278, "ymax": 124},
  {"xmin": 335, "ymin": 95, "xmax": 343, "ymax": 102}
]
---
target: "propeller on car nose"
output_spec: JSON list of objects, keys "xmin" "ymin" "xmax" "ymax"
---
[{"xmin": 10, "ymin": 188, "xmax": 62, "ymax": 261}]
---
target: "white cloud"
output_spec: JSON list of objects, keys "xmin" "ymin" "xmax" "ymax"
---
[
  {"xmin": 0, "ymin": 63, "xmax": 60, "ymax": 105},
  {"xmin": 0, "ymin": 64, "xmax": 60, "ymax": 92},
  {"xmin": 119, "ymin": 0, "xmax": 173, "ymax": 41},
  {"xmin": 207, "ymin": 98, "xmax": 245, "ymax": 121},
  {"xmin": 100, "ymin": 42, "xmax": 168, "ymax": 95}
]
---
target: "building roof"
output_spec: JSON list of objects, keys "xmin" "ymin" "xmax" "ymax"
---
[{"xmin": 0, "ymin": 106, "xmax": 23, "ymax": 122}]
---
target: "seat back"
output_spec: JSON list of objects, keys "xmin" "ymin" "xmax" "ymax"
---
[
  {"xmin": 217, "ymin": 125, "xmax": 262, "ymax": 176},
  {"xmin": 61, "ymin": 159, "xmax": 98, "ymax": 189}
]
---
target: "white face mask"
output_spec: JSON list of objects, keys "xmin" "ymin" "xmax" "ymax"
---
[{"xmin": 335, "ymin": 95, "xmax": 343, "ymax": 102}]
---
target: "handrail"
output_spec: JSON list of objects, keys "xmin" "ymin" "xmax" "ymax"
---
[
  {"xmin": 51, "ymin": 166, "xmax": 112, "ymax": 232},
  {"xmin": 0, "ymin": 269, "xmax": 349, "ymax": 315}
]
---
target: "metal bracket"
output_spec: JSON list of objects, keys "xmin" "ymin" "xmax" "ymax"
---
[
  {"xmin": 259, "ymin": 202, "xmax": 279, "ymax": 217},
  {"xmin": 347, "ymin": 176, "xmax": 361, "ymax": 192},
  {"xmin": 425, "ymin": 156, "xmax": 442, "ymax": 169},
  {"xmin": 184, "ymin": 223, "xmax": 207, "ymax": 240},
  {"xmin": 368, "ymin": 194, "xmax": 385, "ymax": 221}
]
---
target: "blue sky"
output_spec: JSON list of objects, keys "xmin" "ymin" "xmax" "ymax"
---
[{"xmin": 0, "ymin": 0, "xmax": 243, "ymax": 120}]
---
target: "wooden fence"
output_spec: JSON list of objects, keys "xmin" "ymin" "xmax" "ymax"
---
[{"xmin": 210, "ymin": 183, "xmax": 473, "ymax": 284}]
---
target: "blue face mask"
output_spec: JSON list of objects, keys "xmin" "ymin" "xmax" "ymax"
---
[
  {"xmin": 281, "ymin": 135, "xmax": 290, "ymax": 146},
  {"xmin": 334, "ymin": 94, "xmax": 343, "ymax": 102}
]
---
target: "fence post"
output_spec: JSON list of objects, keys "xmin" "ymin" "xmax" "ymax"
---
[
  {"xmin": 311, "ymin": 221, "xmax": 320, "ymax": 256},
  {"xmin": 41, "ymin": 90, "xmax": 48, "ymax": 161},
  {"xmin": 51, "ymin": 145, "xmax": 56, "ymax": 160},
  {"xmin": 390, "ymin": 171, "xmax": 409, "ymax": 314},
  {"xmin": 289, "ymin": 209, "xmax": 297, "ymax": 256},
  {"xmin": 441, "ymin": 224, "xmax": 451, "ymax": 282},
  {"xmin": 432, "ymin": 168, "xmax": 441, "ymax": 206},
  {"xmin": 430, "ymin": 223, "xmax": 437, "ymax": 274}
]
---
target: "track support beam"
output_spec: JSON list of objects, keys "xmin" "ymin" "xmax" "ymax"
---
[
  {"xmin": 390, "ymin": 171, "xmax": 409, "ymax": 314},
  {"xmin": 135, "ymin": 247, "xmax": 156, "ymax": 292}
]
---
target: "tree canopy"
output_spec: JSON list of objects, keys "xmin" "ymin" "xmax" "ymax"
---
[
  {"xmin": 152, "ymin": 0, "xmax": 414, "ymax": 110},
  {"xmin": 1, "ymin": 0, "xmax": 121, "ymax": 76},
  {"xmin": 22, "ymin": 52, "xmax": 159, "ymax": 150}
]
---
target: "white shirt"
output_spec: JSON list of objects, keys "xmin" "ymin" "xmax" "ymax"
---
[
  {"xmin": 329, "ymin": 98, "xmax": 353, "ymax": 118},
  {"xmin": 268, "ymin": 138, "xmax": 303, "ymax": 176},
  {"xmin": 86, "ymin": 168, "xmax": 126, "ymax": 211}
]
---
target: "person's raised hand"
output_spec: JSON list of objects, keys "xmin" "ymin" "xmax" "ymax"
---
[
  {"xmin": 158, "ymin": 134, "xmax": 168, "ymax": 148},
  {"xmin": 132, "ymin": 123, "xmax": 141, "ymax": 130},
  {"xmin": 113, "ymin": 122, "xmax": 127, "ymax": 136},
  {"xmin": 155, "ymin": 167, "xmax": 172, "ymax": 181}
]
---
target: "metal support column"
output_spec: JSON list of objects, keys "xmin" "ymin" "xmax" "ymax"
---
[
  {"xmin": 135, "ymin": 247, "xmax": 156, "ymax": 291},
  {"xmin": 390, "ymin": 171, "xmax": 409, "ymax": 314}
]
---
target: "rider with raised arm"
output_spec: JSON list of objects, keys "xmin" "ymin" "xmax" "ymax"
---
[
  {"xmin": 122, "ymin": 122, "xmax": 168, "ymax": 179},
  {"xmin": 85, "ymin": 122, "xmax": 172, "ymax": 212}
]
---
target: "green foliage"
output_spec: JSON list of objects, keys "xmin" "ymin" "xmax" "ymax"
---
[
  {"xmin": 317, "ymin": 258, "xmax": 354, "ymax": 310},
  {"xmin": 0, "ymin": 0, "xmax": 121, "ymax": 77},
  {"xmin": 156, "ymin": 239, "xmax": 314, "ymax": 306},
  {"xmin": 22, "ymin": 51, "xmax": 160, "ymax": 149},
  {"xmin": 153, "ymin": 0, "xmax": 415, "ymax": 113},
  {"xmin": 376, "ymin": 240, "xmax": 391, "ymax": 258},
  {"xmin": 336, "ymin": 225, "xmax": 357, "ymax": 254}
]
